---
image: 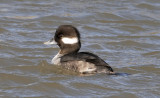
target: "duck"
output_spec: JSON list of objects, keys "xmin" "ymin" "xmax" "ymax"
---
[{"xmin": 44, "ymin": 25, "xmax": 115, "ymax": 74}]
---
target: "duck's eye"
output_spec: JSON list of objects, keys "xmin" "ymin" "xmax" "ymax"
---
[{"xmin": 58, "ymin": 33, "xmax": 63, "ymax": 38}]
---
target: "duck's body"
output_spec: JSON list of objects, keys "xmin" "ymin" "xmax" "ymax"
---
[{"xmin": 44, "ymin": 25, "xmax": 114, "ymax": 74}]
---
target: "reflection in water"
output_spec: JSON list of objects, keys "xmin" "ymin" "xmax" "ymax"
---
[{"xmin": 0, "ymin": 0, "xmax": 160, "ymax": 97}]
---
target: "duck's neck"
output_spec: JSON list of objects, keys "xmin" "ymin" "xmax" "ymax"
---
[{"xmin": 59, "ymin": 43, "xmax": 81, "ymax": 55}]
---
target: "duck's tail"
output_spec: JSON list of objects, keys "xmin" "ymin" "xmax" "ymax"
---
[{"xmin": 109, "ymin": 72, "xmax": 130, "ymax": 76}]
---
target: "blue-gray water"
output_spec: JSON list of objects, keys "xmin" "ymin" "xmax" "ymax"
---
[{"xmin": 0, "ymin": 0, "xmax": 160, "ymax": 97}]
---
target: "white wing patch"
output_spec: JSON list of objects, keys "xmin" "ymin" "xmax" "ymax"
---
[{"xmin": 62, "ymin": 37, "xmax": 78, "ymax": 44}]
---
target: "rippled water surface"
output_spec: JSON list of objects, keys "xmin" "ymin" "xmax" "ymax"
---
[{"xmin": 0, "ymin": 0, "xmax": 160, "ymax": 97}]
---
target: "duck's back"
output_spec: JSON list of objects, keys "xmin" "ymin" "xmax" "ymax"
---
[{"xmin": 60, "ymin": 52, "xmax": 114, "ymax": 74}]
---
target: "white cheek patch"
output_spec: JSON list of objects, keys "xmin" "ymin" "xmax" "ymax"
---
[{"xmin": 62, "ymin": 37, "xmax": 78, "ymax": 44}]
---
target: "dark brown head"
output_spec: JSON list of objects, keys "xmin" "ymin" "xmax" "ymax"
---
[{"xmin": 44, "ymin": 25, "xmax": 81, "ymax": 54}]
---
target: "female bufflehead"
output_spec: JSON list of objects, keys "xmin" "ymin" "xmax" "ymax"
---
[{"xmin": 44, "ymin": 25, "xmax": 115, "ymax": 74}]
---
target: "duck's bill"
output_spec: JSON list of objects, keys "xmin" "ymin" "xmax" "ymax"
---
[{"xmin": 44, "ymin": 38, "xmax": 57, "ymax": 45}]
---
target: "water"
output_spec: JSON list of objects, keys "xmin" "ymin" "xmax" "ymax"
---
[{"xmin": 0, "ymin": 0, "xmax": 160, "ymax": 97}]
